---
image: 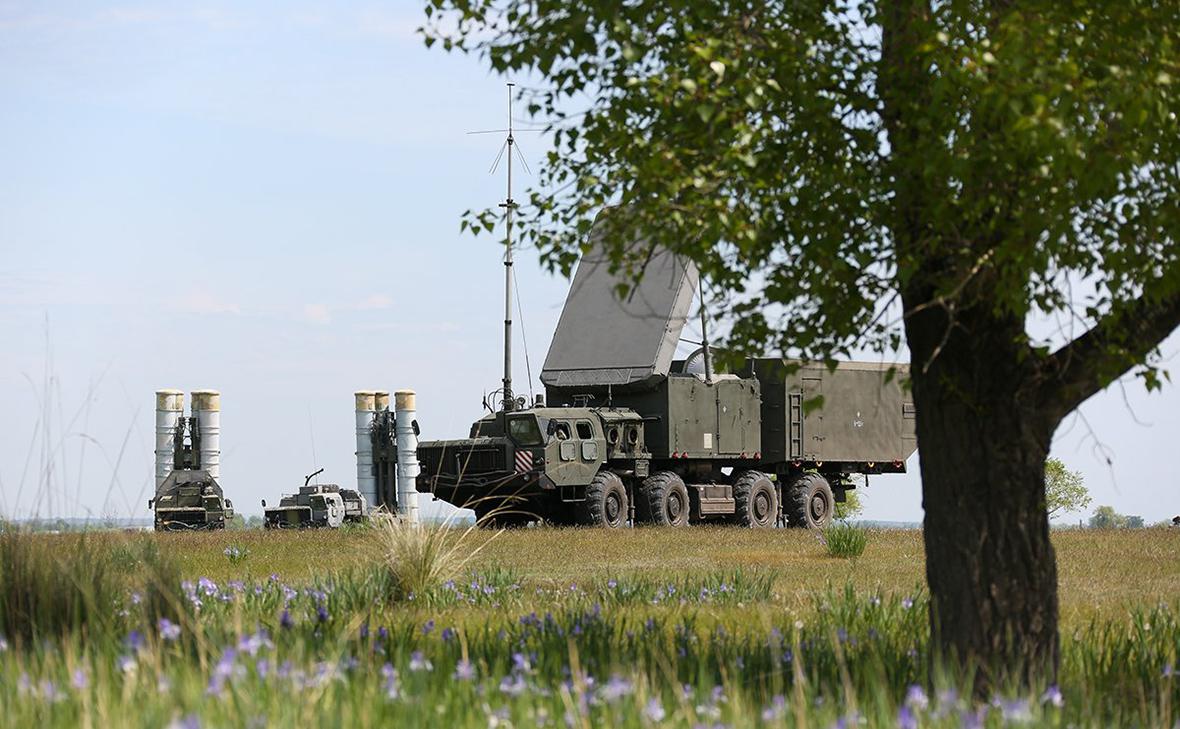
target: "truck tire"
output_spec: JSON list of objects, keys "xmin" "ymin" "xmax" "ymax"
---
[
  {"xmin": 786, "ymin": 472, "xmax": 834, "ymax": 529},
  {"xmin": 733, "ymin": 470, "xmax": 778, "ymax": 528},
  {"xmin": 579, "ymin": 471, "xmax": 629, "ymax": 528},
  {"xmin": 642, "ymin": 471, "xmax": 690, "ymax": 527}
]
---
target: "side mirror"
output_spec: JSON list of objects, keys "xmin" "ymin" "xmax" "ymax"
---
[
  {"xmin": 261, "ymin": 499, "xmax": 267, "ymax": 508},
  {"xmin": 412, "ymin": 419, "xmax": 420, "ymax": 437},
  {"xmin": 147, "ymin": 499, "xmax": 153, "ymax": 509}
]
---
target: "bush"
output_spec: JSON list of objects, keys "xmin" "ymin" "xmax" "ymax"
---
[{"xmin": 823, "ymin": 522, "xmax": 869, "ymax": 558}]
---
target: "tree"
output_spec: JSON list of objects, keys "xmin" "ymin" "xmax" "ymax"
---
[
  {"xmin": 1044, "ymin": 458, "xmax": 1090, "ymax": 519},
  {"xmin": 424, "ymin": 0, "xmax": 1180, "ymax": 692},
  {"xmin": 834, "ymin": 487, "xmax": 864, "ymax": 521},
  {"xmin": 1088, "ymin": 505, "xmax": 1126, "ymax": 529}
]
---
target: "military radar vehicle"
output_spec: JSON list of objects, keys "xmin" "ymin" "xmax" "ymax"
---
[
  {"xmin": 150, "ymin": 413, "xmax": 234, "ymax": 530},
  {"xmin": 416, "ymin": 209, "xmax": 917, "ymax": 529},
  {"xmin": 262, "ymin": 469, "xmax": 369, "ymax": 529}
]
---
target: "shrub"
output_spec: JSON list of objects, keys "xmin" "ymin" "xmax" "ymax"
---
[{"xmin": 823, "ymin": 522, "xmax": 869, "ymax": 558}]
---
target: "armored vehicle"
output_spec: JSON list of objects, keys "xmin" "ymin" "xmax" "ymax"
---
[
  {"xmin": 150, "ymin": 414, "xmax": 233, "ymax": 530},
  {"xmin": 262, "ymin": 469, "xmax": 369, "ymax": 529}
]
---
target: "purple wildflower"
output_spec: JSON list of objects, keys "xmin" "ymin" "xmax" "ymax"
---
[
  {"xmin": 997, "ymin": 698, "xmax": 1031, "ymax": 722},
  {"xmin": 761, "ymin": 695, "xmax": 787, "ymax": 721},
  {"xmin": 206, "ymin": 648, "xmax": 238, "ymax": 696},
  {"xmin": 40, "ymin": 680, "xmax": 63, "ymax": 703},
  {"xmin": 158, "ymin": 618, "xmax": 181, "ymax": 641},
  {"xmin": 422, "ymin": 619, "xmax": 435, "ymax": 635},
  {"xmin": 381, "ymin": 663, "xmax": 400, "ymax": 700},
  {"xmin": 453, "ymin": 659, "xmax": 475, "ymax": 681},
  {"xmin": 441, "ymin": 627, "xmax": 456, "ymax": 642},
  {"xmin": 512, "ymin": 652, "xmax": 532, "ymax": 674},
  {"xmin": 600, "ymin": 675, "xmax": 633, "ymax": 703},
  {"xmin": 409, "ymin": 651, "xmax": 433, "ymax": 672},
  {"xmin": 316, "ymin": 604, "xmax": 329, "ymax": 623},
  {"xmin": 904, "ymin": 684, "xmax": 929, "ymax": 711},
  {"xmin": 130, "ymin": 592, "xmax": 142, "ymax": 606},
  {"xmin": 499, "ymin": 673, "xmax": 527, "ymax": 697},
  {"xmin": 645, "ymin": 697, "xmax": 667, "ymax": 722},
  {"xmin": 237, "ymin": 630, "xmax": 272, "ymax": 656},
  {"xmin": 279, "ymin": 609, "xmax": 294, "ymax": 629},
  {"xmin": 1041, "ymin": 685, "xmax": 1064, "ymax": 708},
  {"xmin": 833, "ymin": 711, "xmax": 862, "ymax": 729},
  {"xmin": 896, "ymin": 706, "xmax": 917, "ymax": 729},
  {"xmin": 125, "ymin": 630, "xmax": 146, "ymax": 652},
  {"xmin": 167, "ymin": 714, "xmax": 200, "ymax": 729},
  {"xmin": 901, "ymin": 597, "xmax": 914, "ymax": 609},
  {"xmin": 117, "ymin": 655, "xmax": 136, "ymax": 674},
  {"xmin": 72, "ymin": 668, "xmax": 88, "ymax": 690}
]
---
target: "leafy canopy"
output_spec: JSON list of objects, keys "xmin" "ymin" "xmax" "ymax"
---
[
  {"xmin": 424, "ymin": 0, "xmax": 1179, "ymax": 380},
  {"xmin": 1044, "ymin": 457, "xmax": 1090, "ymax": 518}
]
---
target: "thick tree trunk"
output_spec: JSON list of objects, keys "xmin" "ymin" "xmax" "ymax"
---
[{"xmin": 904, "ymin": 302, "xmax": 1061, "ymax": 694}]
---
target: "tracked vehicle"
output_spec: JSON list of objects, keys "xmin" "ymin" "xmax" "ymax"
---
[
  {"xmin": 150, "ymin": 412, "xmax": 234, "ymax": 531},
  {"xmin": 262, "ymin": 469, "xmax": 369, "ymax": 529},
  {"xmin": 416, "ymin": 212, "xmax": 917, "ymax": 529}
]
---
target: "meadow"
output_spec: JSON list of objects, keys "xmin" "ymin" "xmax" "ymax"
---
[{"xmin": 0, "ymin": 525, "xmax": 1177, "ymax": 727}]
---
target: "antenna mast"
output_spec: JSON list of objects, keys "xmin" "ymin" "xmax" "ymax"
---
[{"xmin": 499, "ymin": 82, "xmax": 517, "ymax": 412}]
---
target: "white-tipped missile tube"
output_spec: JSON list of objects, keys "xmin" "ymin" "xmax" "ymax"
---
[
  {"xmin": 394, "ymin": 389, "xmax": 420, "ymax": 525},
  {"xmin": 191, "ymin": 389, "xmax": 221, "ymax": 481},
  {"xmin": 355, "ymin": 391, "xmax": 377, "ymax": 505},
  {"xmin": 154, "ymin": 389, "xmax": 184, "ymax": 491},
  {"xmin": 375, "ymin": 390, "xmax": 390, "ymax": 413}
]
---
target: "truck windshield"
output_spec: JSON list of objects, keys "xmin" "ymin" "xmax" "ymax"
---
[{"xmin": 507, "ymin": 415, "xmax": 544, "ymax": 446}]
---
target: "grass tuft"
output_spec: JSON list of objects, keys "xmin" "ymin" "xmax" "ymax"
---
[
  {"xmin": 0, "ymin": 527, "xmax": 185, "ymax": 643},
  {"xmin": 824, "ymin": 522, "xmax": 869, "ymax": 559},
  {"xmin": 367, "ymin": 512, "xmax": 496, "ymax": 601}
]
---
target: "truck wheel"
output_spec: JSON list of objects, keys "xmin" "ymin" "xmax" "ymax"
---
[
  {"xmin": 642, "ymin": 471, "xmax": 690, "ymax": 527},
  {"xmin": 733, "ymin": 470, "xmax": 778, "ymax": 528},
  {"xmin": 579, "ymin": 471, "xmax": 629, "ymax": 528},
  {"xmin": 786, "ymin": 472, "xmax": 834, "ymax": 529}
]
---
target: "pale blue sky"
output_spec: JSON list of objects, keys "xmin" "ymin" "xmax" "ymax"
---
[{"xmin": 2, "ymin": 1, "xmax": 1176, "ymax": 525}]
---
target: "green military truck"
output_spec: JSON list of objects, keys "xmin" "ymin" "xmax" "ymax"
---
[{"xmin": 417, "ymin": 222, "xmax": 916, "ymax": 529}]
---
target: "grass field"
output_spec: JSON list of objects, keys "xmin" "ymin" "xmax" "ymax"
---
[{"xmin": 1, "ymin": 525, "xmax": 1177, "ymax": 727}]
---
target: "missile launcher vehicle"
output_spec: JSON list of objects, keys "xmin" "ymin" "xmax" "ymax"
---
[
  {"xmin": 262, "ymin": 469, "xmax": 369, "ymax": 529},
  {"xmin": 150, "ymin": 414, "xmax": 234, "ymax": 531}
]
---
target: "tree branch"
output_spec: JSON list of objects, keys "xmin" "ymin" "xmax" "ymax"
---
[{"xmin": 1038, "ymin": 287, "xmax": 1180, "ymax": 422}]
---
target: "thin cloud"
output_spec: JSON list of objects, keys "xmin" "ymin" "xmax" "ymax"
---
[
  {"xmin": 354, "ymin": 293, "xmax": 394, "ymax": 311},
  {"xmin": 303, "ymin": 303, "xmax": 331, "ymax": 324},
  {"xmin": 176, "ymin": 290, "xmax": 241, "ymax": 316}
]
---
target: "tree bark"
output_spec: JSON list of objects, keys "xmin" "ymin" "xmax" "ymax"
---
[{"xmin": 903, "ymin": 298, "xmax": 1061, "ymax": 694}]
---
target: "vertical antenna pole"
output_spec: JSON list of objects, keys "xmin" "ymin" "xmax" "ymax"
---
[
  {"xmin": 500, "ymin": 82, "xmax": 516, "ymax": 411},
  {"xmin": 700, "ymin": 300, "xmax": 714, "ymax": 384}
]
